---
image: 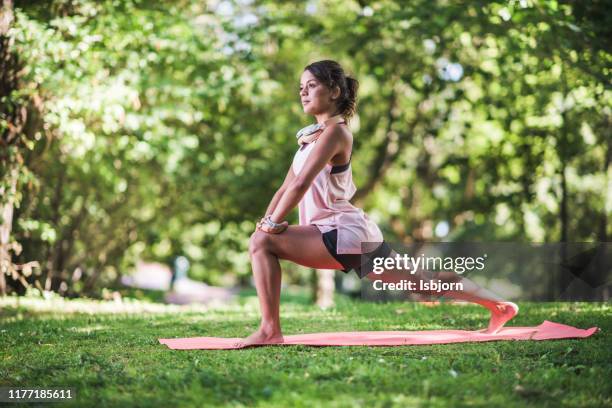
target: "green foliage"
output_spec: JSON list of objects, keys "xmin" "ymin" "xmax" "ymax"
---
[{"xmin": 4, "ymin": 0, "xmax": 610, "ymax": 294}]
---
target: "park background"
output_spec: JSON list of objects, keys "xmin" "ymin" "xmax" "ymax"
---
[
  {"xmin": 1, "ymin": 0, "xmax": 610, "ymax": 406},
  {"xmin": 1, "ymin": 0, "xmax": 610, "ymax": 299}
]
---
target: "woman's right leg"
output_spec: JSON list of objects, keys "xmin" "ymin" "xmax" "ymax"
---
[
  {"xmin": 235, "ymin": 225, "xmax": 345, "ymax": 348},
  {"xmin": 365, "ymin": 250, "xmax": 518, "ymax": 333}
]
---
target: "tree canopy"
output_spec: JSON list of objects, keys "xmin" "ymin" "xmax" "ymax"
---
[{"xmin": 1, "ymin": 0, "xmax": 610, "ymax": 297}]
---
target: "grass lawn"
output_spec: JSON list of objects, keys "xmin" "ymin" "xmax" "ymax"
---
[{"xmin": 0, "ymin": 289, "xmax": 610, "ymax": 407}]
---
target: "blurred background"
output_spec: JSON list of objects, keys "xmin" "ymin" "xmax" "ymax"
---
[{"xmin": 1, "ymin": 0, "xmax": 610, "ymax": 303}]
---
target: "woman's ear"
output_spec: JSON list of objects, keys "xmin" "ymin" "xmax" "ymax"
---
[{"xmin": 331, "ymin": 84, "xmax": 341, "ymax": 100}]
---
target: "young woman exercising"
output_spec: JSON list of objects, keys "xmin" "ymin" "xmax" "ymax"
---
[{"xmin": 236, "ymin": 60, "xmax": 518, "ymax": 347}]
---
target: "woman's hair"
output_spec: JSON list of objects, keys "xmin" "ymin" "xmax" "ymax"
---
[{"xmin": 304, "ymin": 60, "xmax": 359, "ymax": 121}]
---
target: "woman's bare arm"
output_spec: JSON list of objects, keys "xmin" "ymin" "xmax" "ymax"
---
[
  {"xmin": 263, "ymin": 165, "xmax": 297, "ymax": 216},
  {"xmin": 269, "ymin": 125, "xmax": 346, "ymax": 223}
]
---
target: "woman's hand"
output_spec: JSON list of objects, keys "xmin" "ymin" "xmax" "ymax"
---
[
  {"xmin": 256, "ymin": 217, "xmax": 267, "ymax": 231},
  {"xmin": 259, "ymin": 221, "xmax": 288, "ymax": 234},
  {"xmin": 257, "ymin": 216, "xmax": 289, "ymax": 234}
]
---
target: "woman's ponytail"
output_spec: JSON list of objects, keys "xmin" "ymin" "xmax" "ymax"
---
[{"xmin": 341, "ymin": 76, "xmax": 359, "ymax": 121}]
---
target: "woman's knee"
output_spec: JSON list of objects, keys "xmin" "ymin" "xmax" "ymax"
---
[{"xmin": 249, "ymin": 230, "xmax": 274, "ymax": 255}]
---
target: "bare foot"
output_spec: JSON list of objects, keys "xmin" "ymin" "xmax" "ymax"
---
[
  {"xmin": 234, "ymin": 326, "xmax": 284, "ymax": 349},
  {"xmin": 484, "ymin": 301, "xmax": 519, "ymax": 334}
]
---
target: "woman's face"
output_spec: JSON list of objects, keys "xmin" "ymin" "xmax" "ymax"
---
[{"xmin": 299, "ymin": 70, "xmax": 339, "ymax": 116}]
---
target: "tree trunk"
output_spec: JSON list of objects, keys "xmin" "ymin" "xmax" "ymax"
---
[
  {"xmin": 599, "ymin": 115, "xmax": 611, "ymax": 243},
  {"xmin": 557, "ymin": 61, "xmax": 571, "ymax": 301},
  {"xmin": 0, "ymin": 165, "xmax": 18, "ymax": 296},
  {"xmin": 0, "ymin": 0, "xmax": 17, "ymax": 296},
  {"xmin": 558, "ymin": 160, "xmax": 569, "ymax": 300},
  {"xmin": 314, "ymin": 269, "xmax": 335, "ymax": 309}
]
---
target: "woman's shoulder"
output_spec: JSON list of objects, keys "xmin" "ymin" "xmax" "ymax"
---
[{"xmin": 326, "ymin": 122, "xmax": 353, "ymax": 147}]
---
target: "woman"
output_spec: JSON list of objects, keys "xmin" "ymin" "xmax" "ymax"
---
[{"xmin": 237, "ymin": 60, "xmax": 518, "ymax": 348}]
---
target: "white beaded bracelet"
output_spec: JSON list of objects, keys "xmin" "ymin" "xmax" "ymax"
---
[{"xmin": 263, "ymin": 215, "xmax": 284, "ymax": 229}]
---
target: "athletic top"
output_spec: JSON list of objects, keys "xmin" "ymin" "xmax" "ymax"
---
[{"xmin": 291, "ymin": 138, "xmax": 384, "ymax": 254}]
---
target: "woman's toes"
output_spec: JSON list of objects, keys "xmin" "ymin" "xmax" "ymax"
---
[{"xmin": 485, "ymin": 302, "xmax": 519, "ymax": 334}]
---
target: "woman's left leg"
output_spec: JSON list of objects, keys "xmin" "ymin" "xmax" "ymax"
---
[
  {"xmin": 235, "ymin": 225, "xmax": 344, "ymax": 347},
  {"xmin": 364, "ymin": 249, "xmax": 518, "ymax": 333}
]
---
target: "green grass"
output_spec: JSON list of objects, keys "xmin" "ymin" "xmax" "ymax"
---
[{"xmin": 0, "ymin": 290, "xmax": 610, "ymax": 407}]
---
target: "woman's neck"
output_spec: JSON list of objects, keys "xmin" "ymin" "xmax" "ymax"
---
[{"xmin": 315, "ymin": 112, "xmax": 343, "ymax": 125}]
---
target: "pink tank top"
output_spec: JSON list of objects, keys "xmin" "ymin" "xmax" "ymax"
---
[{"xmin": 292, "ymin": 140, "xmax": 384, "ymax": 254}]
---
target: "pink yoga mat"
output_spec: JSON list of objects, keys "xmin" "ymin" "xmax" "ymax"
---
[{"xmin": 158, "ymin": 320, "xmax": 599, "ymax": 350}]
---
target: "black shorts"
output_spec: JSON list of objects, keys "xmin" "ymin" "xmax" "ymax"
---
[{"xmin": 321, "ymin": 228, "xmax": 393, "ymax": 279}]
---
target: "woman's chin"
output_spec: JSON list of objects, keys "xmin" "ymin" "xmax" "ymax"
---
[{"xmin": 303, "ymin": 106, "xmax": 318, "ymax": 115}]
